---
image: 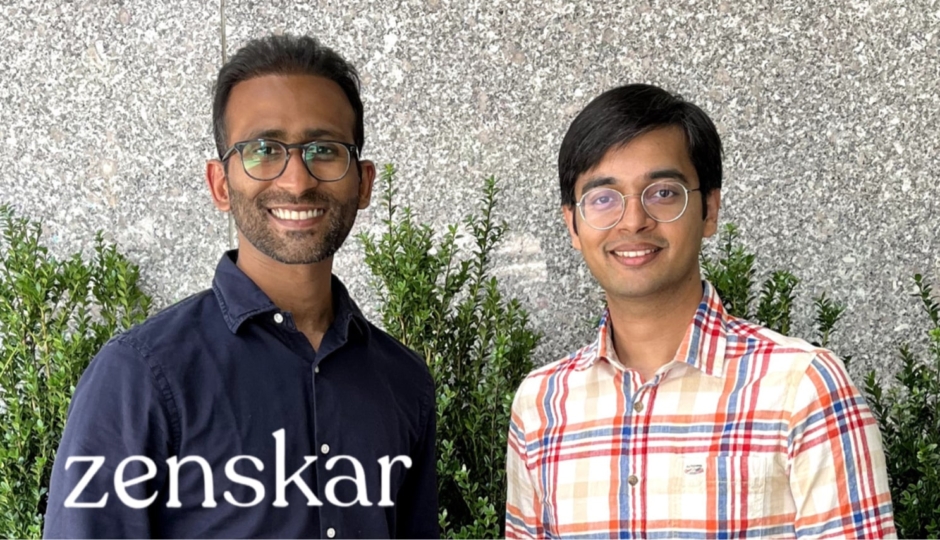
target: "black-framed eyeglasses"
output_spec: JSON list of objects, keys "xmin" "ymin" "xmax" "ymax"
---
[
  {"xmin": 220, "ymin": 139, "xmax": 360, "ymax": 182},
  {"xmin": 576, "ymin": 181, "xmax": 702, "ymax": 230}
]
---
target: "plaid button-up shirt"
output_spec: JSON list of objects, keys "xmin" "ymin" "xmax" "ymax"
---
[{"xmin": 506, "ymin": 281, "xmax": 895, "ymax": 539}]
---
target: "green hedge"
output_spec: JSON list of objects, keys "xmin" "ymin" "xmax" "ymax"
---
[
  {"xmin": 359, "ymin": 165, "xmax": 539, "ymax": 538},
  {"xmin": 0, "ymin": 206, "xmax": 151, "ymax": 538}
]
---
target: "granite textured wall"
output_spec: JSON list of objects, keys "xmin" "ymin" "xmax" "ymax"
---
[{"xmin": 1, "ymin": 0, "xmax": 938, "ymax": 381}]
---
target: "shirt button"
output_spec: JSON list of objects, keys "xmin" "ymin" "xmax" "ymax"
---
[
  {"xmin": 314, "ymin": 366, "xmax": 320, "ymax": 374},
  {"xmin": 628, "ymin": 475, "xmax": 639, "ymax": 486},
  {"xmin": 633, "ymin": 401, "xmax": 644, "ymax": 413},
  {"xmin": 326, "ymin": 528, "xmax": 336, "ymax": 538},
  {"xmin": 321, "ymin": 444, "xmax": 330, "ymax": 454},
  {"xmin": 273, "ymin": 313, "xmax": 284, "ymax": 324}
]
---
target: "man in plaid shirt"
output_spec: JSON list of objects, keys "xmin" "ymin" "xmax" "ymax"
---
[{"xmin": 505, "ymin": 84, "xmax": 895, "ymax": 539}]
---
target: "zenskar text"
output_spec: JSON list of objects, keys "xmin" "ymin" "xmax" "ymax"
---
[{"xmin": 63, "ymin": 429, "xmax": 412, "ymax": 509}]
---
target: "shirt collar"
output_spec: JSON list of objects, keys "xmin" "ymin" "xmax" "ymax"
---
[
  {"xmin": 212, "ymin": 250, "xmax": 369, "ymax": 339},
  {"xmin": 575, "ymin": 280, "xmax": 728, "ymax": 378}
]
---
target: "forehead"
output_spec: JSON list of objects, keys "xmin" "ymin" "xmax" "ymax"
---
[
  {"xmin": 224, "ymin": 74, "xmax": 356, "ymax": 143},
  {"xmin": 576, "ymin": 126, "xmax": 698, "ymax": 194}
]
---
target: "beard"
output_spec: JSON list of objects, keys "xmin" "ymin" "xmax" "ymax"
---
[{"xmin": 228, "ymin": 180, "xmax": 359, "ymax": 265}]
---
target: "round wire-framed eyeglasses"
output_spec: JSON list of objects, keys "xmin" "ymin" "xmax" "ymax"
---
[{"xmin": 576, "ymin": 181, "xmax": 702, "ymax": 230}]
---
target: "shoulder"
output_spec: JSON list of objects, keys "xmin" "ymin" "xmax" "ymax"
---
[
  {"xmin": 725, "ymin": 315, "xmax": 818, "ymax": 352},
  {"xmin": 106, "ymin": 289, "xmax": 216, "ymax": 358},
  {"xmin": 364, "ymin": 321, "xmax": 426, "ymax": 367},
  {"xmin": 363, "ymin": 321, "xmax": 434, "ymax": 388},
  {"xmin": 75, "ymin": 290, "xmax": 218, "ymax": 401},
  {"xmin": 77, "ymin": 291, "xmax": 219, "ymax": 394},
  {"xmin": 724, "ymin": 315, "xmax": 838, "ymax": 373},
  {"xmin": 724, "ymin": 316, "xmax": 858, "ymax": 405}
]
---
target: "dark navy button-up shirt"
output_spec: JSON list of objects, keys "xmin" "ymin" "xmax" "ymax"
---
[{"xmin": 44, "ymin": 251, "xmax": 438, "ymax": 539}]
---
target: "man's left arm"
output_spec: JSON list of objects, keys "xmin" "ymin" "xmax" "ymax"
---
[
  {"xmin": 788, "ymin": 351, "xmax": 896, "ymax": 538},
  {"xmin": 394, "ymin": 374, "xmax": 439, "ymax": 539}
]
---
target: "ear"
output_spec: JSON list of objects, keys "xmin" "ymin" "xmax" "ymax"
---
[
  {"xmin": 562, "ymin": 204, "xmax": 582, "ymax": 251},
  {"xmin": 703, "ymin": 188, "xmax": 721, "ymax": 238},
  {"xmin": 206, "ymin": 159, "xmax": 231, "ymax": 212},
  {"xmin": 356, "ymin": 160, "xmax": 376, "ymax": 210}
]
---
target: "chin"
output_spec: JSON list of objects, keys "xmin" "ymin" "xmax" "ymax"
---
[
  {"xmin": 601, "ymin": 279, "xmax": 656, "ymax": 299},
  {"xmin": 610, "ymin": 286, "xmax": 660, "ymax": 300}
]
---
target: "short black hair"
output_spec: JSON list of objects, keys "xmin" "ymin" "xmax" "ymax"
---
[
  {"xmin": 558, "ymin": 84, "xmax": 722, "ymax": 218},
  {"xmin": 212, "ymin": 34, "xmax": 364, "ymax": 158}
]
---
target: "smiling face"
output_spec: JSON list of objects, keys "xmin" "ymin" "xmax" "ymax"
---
[
  {"xmin": 562, "ymin": 126, "xmax": 720, "ymax": 302},
  {"xmin": 206, "ymin": 74, "xmax": 374, "ymax": 265}
]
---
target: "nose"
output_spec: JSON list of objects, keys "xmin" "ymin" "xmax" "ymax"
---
[
  {"xmin": 273, "ymin": 148, "xmax": 319, "ymax": 194},
  {"xmin": 614, "ymin": 194, "xmax": 655, "ymax": 234}
]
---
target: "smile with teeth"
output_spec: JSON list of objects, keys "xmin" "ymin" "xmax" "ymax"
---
[
  {"xmin": 613, "ymin": 248, "xmax": 660, "ymax": 258},
  {"xmin": 269, "ymin": 208, "xmax": 325, "ymax": 221}
]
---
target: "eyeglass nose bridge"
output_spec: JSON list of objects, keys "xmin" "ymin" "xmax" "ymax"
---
[
  {"xmin": 276, "ymin": 144, "xmax": 318, "ymax": 182},
  {"xmin": 619, "ymin": 191, "xmax": 653, "ymax": 224}
]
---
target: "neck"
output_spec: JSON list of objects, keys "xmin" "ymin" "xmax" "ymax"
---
[
  {"xmin": 234, "ymin": 241, "xmax": 335, "ymax": 339},
  {"xmin": 606, "ymin": 274, "xmax": 703, "ymax": 381}
]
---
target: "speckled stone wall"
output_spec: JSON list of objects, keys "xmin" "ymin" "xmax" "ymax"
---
[
  {"xmin": 2, "ymin": 0, "xmax": 938, "ymax": 381},
  {"xmin": 0, "ymin": 0, "xmax": 227, "ymax": 304}
]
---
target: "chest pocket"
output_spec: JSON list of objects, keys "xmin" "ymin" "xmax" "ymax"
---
[{"xmin": 665, "ymin": 453, "xmax": 786, "ymax": 533}]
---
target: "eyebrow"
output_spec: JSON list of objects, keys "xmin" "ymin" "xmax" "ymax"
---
[
  {"xmin": 580, "ymin": 176, "xmax": 617, "ymax": 194},
  {"xmin": 648, "ymin": 169, "xmax": 690, "ymax": 184},
  {"xmin": 579, "ymin": 168, "xmax": 691, "ymax": 197},
  {"xmin": 242, "ymin": 128, "xmax": 349, "ymax": 143}
]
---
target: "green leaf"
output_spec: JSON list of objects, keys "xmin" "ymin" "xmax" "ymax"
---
[
  {"xmin": 0, "ymin": 205, "xmax": 151, "ymax": 537},
  {"xmin": 358, "ymin": 167, "xmax": 539, "ymax": 538}
]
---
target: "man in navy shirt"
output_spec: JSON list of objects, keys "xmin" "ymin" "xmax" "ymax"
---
[{"xmin": 43, "ymin": 34, "xmax": 438, "ymax": 539}]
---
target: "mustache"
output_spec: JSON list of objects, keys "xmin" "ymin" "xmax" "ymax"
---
[
  {"xmin": 254, "ymin": 190, "xmax": 337, "ymax": 207},
  {"xmin": 604, "ymin": 238, "xmax": 668, "ymax": 249}
]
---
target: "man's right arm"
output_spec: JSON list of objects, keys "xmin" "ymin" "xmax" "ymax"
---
[{"xmin": 43, "ymin": 337, "xmax": 173, "ymax": 539}]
